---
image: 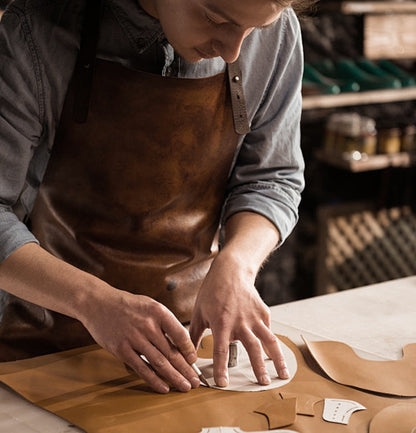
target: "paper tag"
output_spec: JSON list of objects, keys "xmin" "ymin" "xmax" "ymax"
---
[{"xmin": 323, "ymin": 399, "xmax": 366, "ymax": 425}]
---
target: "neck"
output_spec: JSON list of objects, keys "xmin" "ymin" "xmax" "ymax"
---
[{"xmin": 137, "ymin": 0, "xmax": 159, "ymax": 19}]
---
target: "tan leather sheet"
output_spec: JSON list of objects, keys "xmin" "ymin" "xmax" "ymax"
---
[
  {"xmin": 369, "ymin": 402, "xmax": 416, "ymax": 433},
  {"xmin": 304, "ymin": 338, "xmax": 416, "ymax": 397},
  {"xmin": 0, "ymin": 336, "xmax": 415, "ymax": 433}
]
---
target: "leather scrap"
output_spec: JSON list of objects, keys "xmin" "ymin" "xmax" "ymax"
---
[
  {"xmin": 279, "ymin": 392, "xmax": 322, "ymax": 416},
  {"xmin": 303, "ymin": 338, "xmax": 416, "ymax": 397},
  {"xmin": 254, "ymin": 397, "xmax": 297, "ymax": 429}
]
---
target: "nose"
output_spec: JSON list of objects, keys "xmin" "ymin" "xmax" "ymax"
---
[{"xmin": 213, "ymin": 28, "xmax": 253, "ymax": 63}]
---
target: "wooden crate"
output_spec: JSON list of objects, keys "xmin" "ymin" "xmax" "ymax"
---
[
  {"xmin": 364, "ymin": 13, "xmax": 416, "ymax": 59},
  {"xmin": 316, "ymin": 202, "xmax": 416, "ymax": 294}
]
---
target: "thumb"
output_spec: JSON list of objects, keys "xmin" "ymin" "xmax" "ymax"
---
[{"xmin": 189, "ymin": 315, "xmax": 206, "ymax": 351}]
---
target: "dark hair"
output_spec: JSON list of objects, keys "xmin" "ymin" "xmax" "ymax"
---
[{"xmin": 274, "ymin": 0, "xmax": 318, "ymax": 17}]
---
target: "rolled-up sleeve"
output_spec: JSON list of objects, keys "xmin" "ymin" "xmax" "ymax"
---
[
  {"xmin": 0, "ymin": 8, "xmax": 43, "ymax": 262},
  {"xmin": 223, "ymin": 8, "xmax": 304, "ymax": 245},
  {"xmin": 0, "ymin": 0, "xmax": 81, "ymax": 262}
]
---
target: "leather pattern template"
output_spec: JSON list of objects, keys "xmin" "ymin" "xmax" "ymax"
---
[
  {"xmin": 197, "ymin": 335, "xmax": 298, "ymax": 392},
  {"xmin": 304, "ymin": 338, "xmax": 416, "ymax": 397}
]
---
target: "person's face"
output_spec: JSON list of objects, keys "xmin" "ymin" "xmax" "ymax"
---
[{"xmin": 141, "ymin": 0, "xmax": 283, "ymax": 63}]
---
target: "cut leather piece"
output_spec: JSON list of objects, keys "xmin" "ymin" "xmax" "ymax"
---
[
  {"xmin": 254, "ymin": 397, "xmax": 297, "ymax": 429},
  {"xmin": 304, "ymin": 338, "xmax": 416, "ymax": 396},
  {"xmin": 0, "ymin": 336, "xmax": 414, "ymax": 433},
  {"xmin": 279, "ymin": 392, "xmax": 322, "ymax": 416},
  {"xmin": 196, "ymin": 335, "xmax": 297, "ymax": 391},
  {"xmin": 322, "ymin": 399, "xmax": 366, "ymax": 425},
  {"xmin": 368, "ymin": 402, "xmax": 416, "ymax": 433}
]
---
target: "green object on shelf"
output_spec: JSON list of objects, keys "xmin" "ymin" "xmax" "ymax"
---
[
  {"xmin": 377, "ymin": 59, "xmax": 416, "ymax": 87},
  {"xmin": 356, "ymin": 59, "xmax": 403, "ymax": 87},
  {"xmin": 303, "ymin": 63, "xmax": 341, "ymax": 95},
  {"xmin": 312, "ymin": 59, "xmax": 360, "ymax": 93},
  {"xmin": 334, "ymin": 59, "xmax": 402, "ymax": 91}
]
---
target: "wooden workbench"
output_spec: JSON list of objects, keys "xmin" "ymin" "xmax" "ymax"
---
[{"xmin": 0, "ymin": 276, "xmax": 415, "ymax": 432}]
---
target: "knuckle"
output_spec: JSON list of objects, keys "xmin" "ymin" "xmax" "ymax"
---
[
  {"xmin": 263, "ymin": 332, "xmax": 279, "ymax": 346},
  {"xmin": 263, "ymin": 309, "xmax": 271, "ymax": 323},
  {"xmin": 134, "ymin": 361, "xmax": 150, "ymax": 376},
  {"xmin": 147, "ymin": 299, "xmax": 166, "ymax": 316},
  {"xmin": 243, "ymin": 337, "xmax": 259, "ymax": 352},
  {"xmin": 152, "ymin": 356, "xmax": 168, "ymax": 370},
  {"xmin": 213, "ymin": 346, "xmax": 229, "ymax": 356},
  {"xmin": 110, "ymin": 339, "xmax": 130, "ymax": 357},
  {"xmin": 166, "ymin": 349, "xmax": 181, "ymax": 364}
]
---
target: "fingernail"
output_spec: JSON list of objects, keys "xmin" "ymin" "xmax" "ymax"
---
[
  {"xmin": 280, "ymin": 367, "xmax": 290, "ymax": 379},
  {"xmin": 191, "ymin": 376, "xmax": 201, "ymax": 388},
  {"xmin": 217, "ymin": 376, "xmax": 228, "ymax": 387},
  {"xmin": 187, "ymin": 353, "xmax": 198, "ymax": 364},
  {"xmin": 180, "ymin": 380, "xmax": 192, "ymax": 392},
  {"xmin": 260, "ymin": 374, "xmax": 271, "ymax": 385},
  {"xmin": 157, "ymin": 384, "xmax": 170, "ymax": 394}
]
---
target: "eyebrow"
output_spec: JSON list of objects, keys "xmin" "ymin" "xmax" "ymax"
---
[{"xmin": 205, "ymin": 4, "xmax": 278, "ymax": 29}]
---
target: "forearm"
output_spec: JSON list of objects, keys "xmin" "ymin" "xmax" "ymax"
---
[
  {"xmin": 220, "ymin": 211, "xmax": 280, "ymax": 280},
  {"xmin": 0, "ymin": 242, "xmax": 110, "ymax": 323},
  {"xmin": 190, "ymin": 211, "xmax": 288, "ymax": 386},
  {"xmin": 0, "ymin": 242, "xmax": 199, "ymax": 393}
]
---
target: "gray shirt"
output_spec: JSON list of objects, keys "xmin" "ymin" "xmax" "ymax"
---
[{"xmin": 0, "ymin": 0, "xmax": 304, "ymax": 263}]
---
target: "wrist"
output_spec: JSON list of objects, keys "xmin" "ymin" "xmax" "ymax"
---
[
  {"xmin": 215, "ymin": 246, "xmax": 259, "ymax": 284},
  {"xmin": 75, "ymin": 273, "xmax": 119, "ymax": 326}
]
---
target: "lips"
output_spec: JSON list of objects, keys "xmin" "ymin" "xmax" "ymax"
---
[{"xmin": 195, "ymin": 47, "xmax": 216, "ymax": 59}]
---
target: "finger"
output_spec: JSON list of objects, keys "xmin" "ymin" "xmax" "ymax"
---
[
  {"xmin": 161, "ymin": 312, "xmax": 197, "ymax": 364},
  {"xmin": 212, "ymin": 330, "xmax": 231, "ymax": 387},
  {"xmin": 123, "ymin": 347, "xmax": 170, "ymax": 394},
  {"xmin": 154, "ymin": 332, "xmax": 200, "ymax": 389},
  {"xmin": 254, "ymin": 324, "xmax": 289, "ymax": 379},
  {"xmin": 141, "ymin": 343, "xmax": 194, "ymax": 393},
  {"xmin": 189, "ymin": 315, "xmax": 207, "ymax": 351},
  {"xmin": 239, "ymin": 329, "xmax": 271, "ymax": 385}
]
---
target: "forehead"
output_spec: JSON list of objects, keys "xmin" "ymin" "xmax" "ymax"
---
[{"xmin": 201, "ymin": 0, "xmax": 283, "ymax": 28}]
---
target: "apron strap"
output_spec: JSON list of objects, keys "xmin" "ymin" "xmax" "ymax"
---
[
  {"xmin": 72, "ymin": 0, "xmax": 251, "ymax": 135},
  {"xmin": 227, "ymin": 60, "xmax": 251, "ymax": 135},
  {"xmin": 72, "ymin": 0, "xmax": 103, "ymax": 123}
]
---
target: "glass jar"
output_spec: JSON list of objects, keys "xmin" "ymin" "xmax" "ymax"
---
[
  {"xmin": 378, "ymin": 128, "xmax": 402, "ymax": 154},
  {"xmin": 401, "ymin": 125, "xmax": 416, "ymax": 152}
]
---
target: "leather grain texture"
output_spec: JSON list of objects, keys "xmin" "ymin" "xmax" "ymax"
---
[
  {"xmin": 0, "ymin": 59, "xmax": 238, "ymax": 360},
  {"xmin": 0, "ymin": 336, "xmax": 414, "ymax": 433}
]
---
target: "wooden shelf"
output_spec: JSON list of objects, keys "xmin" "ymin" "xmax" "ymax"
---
[
  {"xmin": 320, "ymin": 1, "xmax": 416, "ymax": 14},
  {"xmin": 302, "ymin": 87, "xmax": 416, "ymax": 110},
  {"xmin": 316, "ymin": 149, "xmax": 416, "ymax": 171}
]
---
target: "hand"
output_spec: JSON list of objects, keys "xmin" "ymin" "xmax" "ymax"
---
[
  {"xmin": 0, "ymin": 243, "xmax": 199, "ymax": 393},
  {"xmin": 82, "ymin": 288, "xmax": 200, "ymax": 394},
  {"xmin": 189, "ymin": 251, "xmax": 289, "ymax": 387}
]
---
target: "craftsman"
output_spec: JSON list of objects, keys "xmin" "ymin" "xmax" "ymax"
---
[{"xmin": 0, "ymin": 0, "xmax": 306, "ymax": 393}]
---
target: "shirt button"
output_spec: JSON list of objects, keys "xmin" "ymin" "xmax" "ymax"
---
[{"xmin": 165, "ymin": 66, "xmax": 173, "ymax": 77}]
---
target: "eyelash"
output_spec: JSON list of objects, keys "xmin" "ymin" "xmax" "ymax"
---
[{"xmin": 205, "ymin": 14, "xmax": 222, "ymax": 28}]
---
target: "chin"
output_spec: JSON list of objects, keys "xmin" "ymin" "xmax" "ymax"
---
[
  {"xmin": 180, "ymin": 50, "xmax": 204, "ymax": 63},
  {"xmin": 173, "ymin": 45, "xmax": 210, "ymax": 63}
]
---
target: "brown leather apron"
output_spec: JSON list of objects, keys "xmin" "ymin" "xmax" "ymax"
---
[{"xmin": 0, "ymin": 52, "xmax": 247, "ymax": 360}]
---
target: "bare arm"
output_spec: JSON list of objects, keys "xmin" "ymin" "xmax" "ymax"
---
[
  {"xmin": 190, "ymin": 211, "xmax": 289, "ymax": 386},
  {"xmin": 0, "ymin": 243, "xmax": 199, "ymax": 393}
]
